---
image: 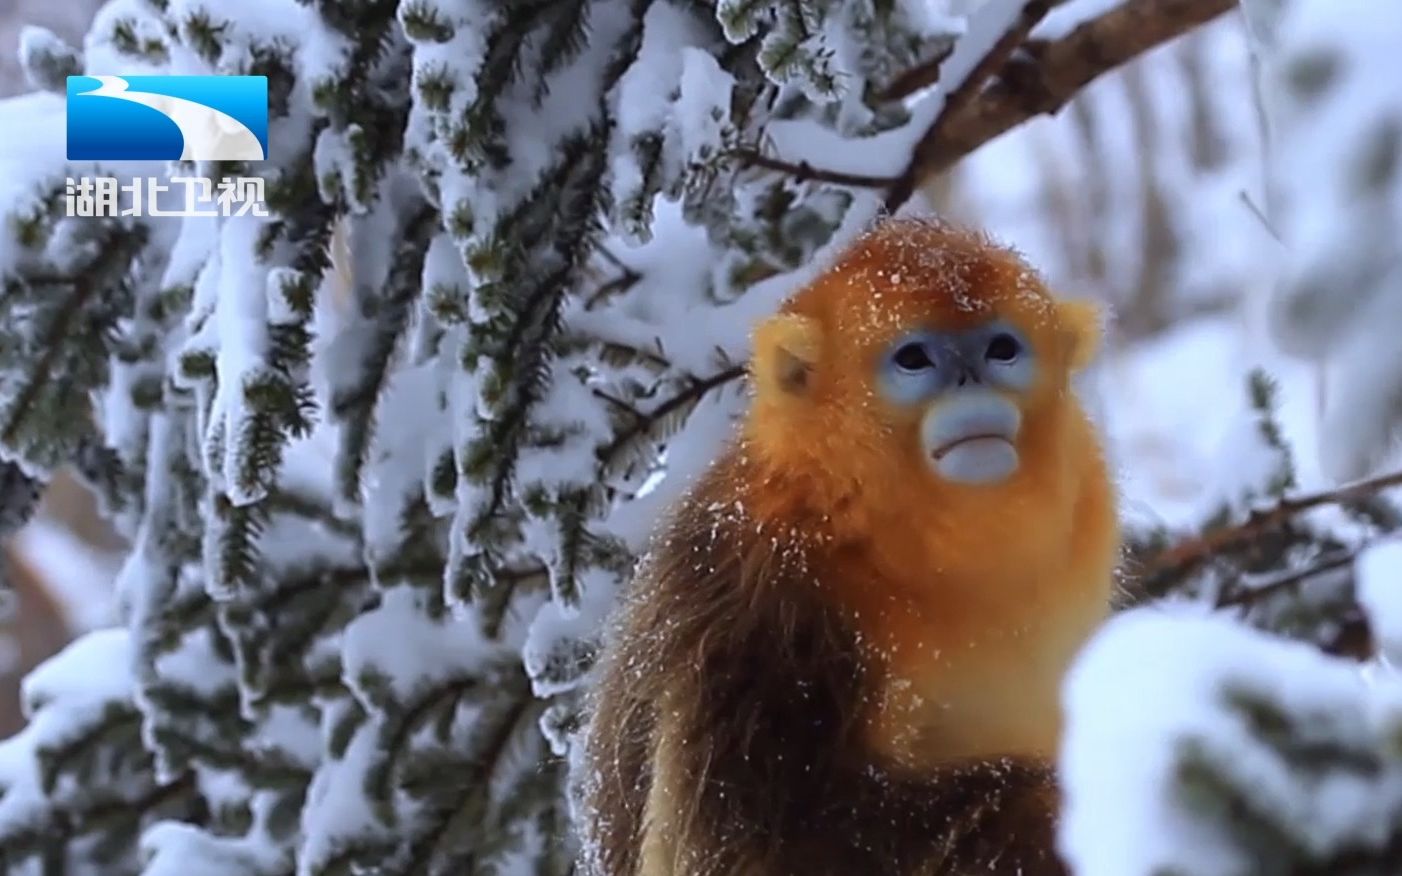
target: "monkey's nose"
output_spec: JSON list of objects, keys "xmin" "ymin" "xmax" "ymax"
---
[{"xmin": 956, "ymin": 367, "xmax": 978, "ymax": 387}]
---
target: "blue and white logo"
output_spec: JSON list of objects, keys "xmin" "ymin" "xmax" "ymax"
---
[{"xmin": 67, "ymin": 75, "xmax": 268, "ymax": 162}]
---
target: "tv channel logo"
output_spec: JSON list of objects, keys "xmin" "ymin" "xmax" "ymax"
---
[{"xmin": 67, "ymin": 75, "xmax": 268, "ymax": 162}]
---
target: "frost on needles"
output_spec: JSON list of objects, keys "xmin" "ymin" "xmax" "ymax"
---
[{"xmin": 0, "ymin": 0, "xmax": 957, "ymax": 872}]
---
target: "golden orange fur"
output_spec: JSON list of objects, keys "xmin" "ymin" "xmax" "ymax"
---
[
  {"xmin": 576, "ymin": 217, "xmax": 1119, "ymax": 876},
  {"xmin": 747, "ymin": 220, "xmax": 1118, "ymax": 770}
]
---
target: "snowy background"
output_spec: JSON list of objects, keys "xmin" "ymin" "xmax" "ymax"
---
[{"xmin": 0, "ymin": 0, "xmax": 1401, "ymax": 873}]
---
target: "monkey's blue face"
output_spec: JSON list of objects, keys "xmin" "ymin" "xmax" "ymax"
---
[{"xmin": 876, "ymin": 321, "xmax": 1034, "ymax": 485}]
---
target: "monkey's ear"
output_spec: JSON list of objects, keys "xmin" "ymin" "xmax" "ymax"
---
[
  {"xmin": 1058, "ymin": 299, "xmax": 1103, "ymax": 372},
  {"xmin": 752, "ymin": 313, "xmax": 824, "ymax": 397}
]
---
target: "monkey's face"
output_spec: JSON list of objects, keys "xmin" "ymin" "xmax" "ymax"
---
[
  {"xmin": 876, "ymin": 321, "xmax": 1035, "ymax": 485},
  {"xmin": 747, "ymin": 220, "xmax": 1102, "ymax": 493}
]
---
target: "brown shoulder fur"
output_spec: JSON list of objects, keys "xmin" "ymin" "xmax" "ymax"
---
[{"xmin": 576, "ymin": 452, "xmax": 1067, "ymax": 876}]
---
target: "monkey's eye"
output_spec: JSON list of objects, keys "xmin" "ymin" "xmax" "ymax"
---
[
  {"xmin": 985, "ymin": 333, "xmax": 1022, "ymax": 363},
  {"xmin": 892, "ymin": 342, "xmax": 935, "ymax": 371}
]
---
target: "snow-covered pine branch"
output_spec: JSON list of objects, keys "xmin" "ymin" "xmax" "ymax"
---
[{"xmin": 1062, "ymin": 602, "xmax": 1402, "ymax": 876}]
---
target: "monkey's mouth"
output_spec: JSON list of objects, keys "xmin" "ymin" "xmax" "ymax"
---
[
  {"xmin": 929, "ymin": 433, "xmax": 1019, "ymax": 484},
  {"xmin": 931, "ymin": 434, "xmax": 1014, "ymax": 460},
  {"xmin": 920, "ymin": 392, "xmax": 1022, "ymax": 485}
]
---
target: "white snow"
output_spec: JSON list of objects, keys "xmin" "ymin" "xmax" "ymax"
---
[
  {"xmin": 313, "ymin": 125, "xmax": 366, "ymax": 213},
  {"xmin": 608, "ymin": 2, "xmax": 734, "ymax": 243},
  {"xmin": 152, "ymin": 625, "xmax": 237, "ymax": 698},
  {"xmin": 341, "ymin": 587, "xmax": 495, "ymax": 708},
  {"xmin": 1358, "ymin": 539, "xmax": 1402, "ymax": 665},
  {"xmin": 0, "ymin": 631, "xmax": 138, "ymax": 847},
  {"xmin": 0, "ymin": 92, "xmax": 67, "ymax": 266},
  {"xmin": 15, "ymin": 25, "xmax": 76, "ymax": 90},
  {"xmin": 21, "ymin": 627, "xmax": 131, "ymax": 717},
  {"xmin": 208, "ymin": 214, "xmax": 274, "ymax": 510},
  {"xmin": 142, "ymin": 819, "xmax": 285, "ymax": 876},
  {"xmin": 1061, "ymin": 609, "xmax": 1402, "ymax": 876},
  {"xmin": 401, "ymin": 0, "xmax": 495, "ymax": 117},
  {"xmin": 612, "ymin": 4, "xmax": 703, "ymax": 150},
  {"xmin": 522, "ymin": 571, "xmax": 615, "ymax": 698},
  {"xmin": 297, "ymin": 713, "xmax": 390, "ymax": 876},
  {"xmin": 673, "ymin": 50, "xmax": 733, "ymax": 161}
]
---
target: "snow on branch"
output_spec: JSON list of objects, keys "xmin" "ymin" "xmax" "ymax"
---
[
  {"xmin": 1061, "ymin": 609, "xmax": 1402, "ymax": 876},
  {"xmin": 736, "ymin": 0, "xmax": 1240, "ymax": 211},
  {"xmin": 1136, "ymin": 467, "xmax": 1402, "ymax": 599}
]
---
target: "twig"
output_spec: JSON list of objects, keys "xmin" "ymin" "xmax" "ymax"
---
[
  {"xmin": 598, "ymin": 365, "xmax": 746, "ymax": 467},
  {"xmin": 39, "ymin": 771, "xmax": 198, "ymax": 853},
  {"xmin": 1215, "ymin": 549, "xmax": 1357, "ymax": 609},
  {"xmin": 886, "ymin": 0, "xmax": 1239, "ymax": 212},
  {"xmin": 585, "ymin": 270, "xmax": 641, "ymax": 310},
  {"xmin": 586, "ymin": 247, "xmax": 641, "ymax": 310},
  {"xmin": 596, "ymin": 340, "xmax": 671, "ymax": 371},
  {"xmin": 1238, "ymin": 189, "xmax": 1284, "ymax": 245},
  {"xmin": 1144, "ymin": 468, "xmax": 1402, "ymax": 583},
  {"xmin": 408, "ymin": 693, "xmax": 539, "ymax": 872},
  {"xmin": 879, "ymin": 43, "xmax": 956, "ymax": 104},
  {"xmin": 730, "ymin": 149, "xmax": 899, "ymax": 190},
  {"xmin": 267, "ymin": 488, "xmax": 361, "ymax": 540},
  {"xmin": 879, "ymin": 0, "xmax": 1078, "ymax": 101},
  {"xmin": 592, "ymin": 388, "xmax": 647, "ymax": 423},
  {"xmin": 2, "ymin": 230, "xmax": 142, "ymax": 445},
  {"xmin": 596, "ymin": 245, "xmax": 633, "ymax": 274},
  {"xmin": 886, "ymin": 0, "xmax": 1055, "ymax": 210}
]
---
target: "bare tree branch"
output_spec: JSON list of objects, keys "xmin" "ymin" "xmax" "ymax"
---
[
  {"xmin": 879, "ymin": 43, "xmax": 956, "ymax": 105},
  {"xmin": 729, "ymin": 148, "xmax": 898, "ymax": 189},
  {"xmin": 1215, "ymin": 550, "xmax": 1357, "ymax": 609},
  {"xmin": 597, "ymin": 365, "xmax": 746, "ymax": 469},
  {"xmin": 1143, "ymin": 468, "xmax": 1402, "ymax": 584},
  {"xmin": 879, "ymin": 0, "xmax": 1080, "ymax": 102},
  {"xmin": 887, "ymin": 0, "xmax": 1240, "ymax": 211},
  {"xmin": 886, "ymin": 0, "xmax": 1056, "ymax": 209},
  {"xmin": 740, "ymin": 1, "xmax": 1239, "ymax": 215}
]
